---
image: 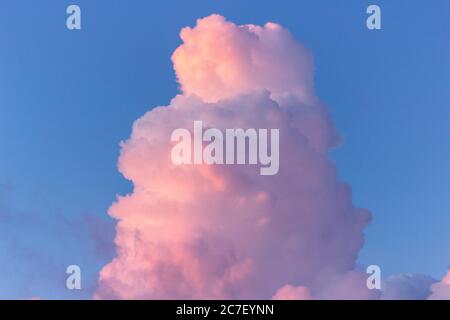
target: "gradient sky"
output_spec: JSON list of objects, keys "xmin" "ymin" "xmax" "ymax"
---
[{"xmin": 0, "ymin": 0, "xmax": 449, "ymax": 299}]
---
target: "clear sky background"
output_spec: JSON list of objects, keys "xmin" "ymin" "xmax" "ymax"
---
[{"xmin": 0, "ymin": 0, "xmax": 449, "ymax": 299}]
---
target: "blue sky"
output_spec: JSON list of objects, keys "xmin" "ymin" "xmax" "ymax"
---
[{"xmin": 0, "ymin": 0, "xmax": 449, "ymax": 299}]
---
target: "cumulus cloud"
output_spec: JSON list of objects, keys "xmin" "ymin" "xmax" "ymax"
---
[
  {"xmin": 381, "ymin": 274, "xmax": 436, "ymax": 300},
  {"xmin": 172, "ymin": 15, "xmax": 315, "ymax": 104},
  {"xmin": 272, "ymin": 285, "xmax": 312, "ymax": 300},
  {"xmin": 428, "ymin": 270, "xmax": 450, "ymax": 300},
  {"xmin": 96, "ymin": 14, "xmax": 375, "ymax": 300}
]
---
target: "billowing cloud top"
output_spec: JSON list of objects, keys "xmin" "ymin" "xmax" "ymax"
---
[
  {"xmin": 172, "ymin": 14, "xmax": 315, "ymax": 104},
  {"xmin": 95, "ymin": 14, "xmax": 375, "ymax": 300}
]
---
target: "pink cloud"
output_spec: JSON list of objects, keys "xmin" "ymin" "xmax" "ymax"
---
[
  {"xmin": 95, "ymin": 14, "xmax": 374, "ymax": 300},
  {"xmin": 428, "ymin": 270, "xmax": 450, "ymax": 300},
  {"xmin": 172, "ymin": 14, "xmax": 315, "ymax": 104},
  {"xmin": 272, "ymin": 285, "xmax": 312, "ymax": 300}
]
